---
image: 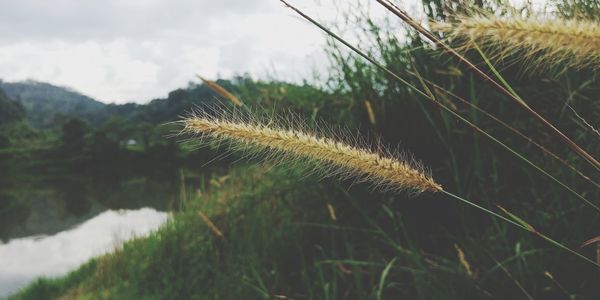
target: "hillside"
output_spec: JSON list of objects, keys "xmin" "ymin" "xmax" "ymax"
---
[
  {"xmin": 0, "ymin": 79, "xmax": 238, "ymax": 128},
  {"xmin": 100, "ymin": 82, "xmax": 227, "ymax": 125},
  {"xmin": 0, "ymin": 89, "xmax": 25, "ymax": 126},
  {"xmin": 0, "ymin": 80, "xmax": 106, "ymax": 127}
]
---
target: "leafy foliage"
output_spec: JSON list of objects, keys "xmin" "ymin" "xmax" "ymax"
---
[{"xmin": 0, "ymin": 88, "xmax": 25, "ymax": 125}]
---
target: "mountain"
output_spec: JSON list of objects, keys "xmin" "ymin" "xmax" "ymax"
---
[
  {"xmin": 0, "ymin": 79, "xmax": 233, "ymax": 128},
  {"xmin": 0, "ymin": 88, "xmax": 25, "ymax": 126},
  {"xmin": 0, "ymin": 80, "xmax": 106, "ymax": 127}
]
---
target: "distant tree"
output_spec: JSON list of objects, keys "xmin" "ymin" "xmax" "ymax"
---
[
  {"xmin": 167, "ymin": 89, "xmax": 187, "ymax": 107},
  {"xmin": 61, "ymin": 118, "xmax": 89, "ymax": 154},
  {"xmin": 102, "ymin": 116, "xmax": 129, "ymax": 148},
  {"xmin": 89, "ymin": 129, "xmax": 119, "ymax": 161},
  {"xmin": 0, "ymin": 89, "xmax": 25, "ymax": 125},
  {"xmin": 135, "ymin": 122, "xmax": 154, "ymax": 151}
]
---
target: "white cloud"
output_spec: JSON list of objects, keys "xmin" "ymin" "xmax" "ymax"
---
[
  {"xmin": 0, "ymin": 0, "xmax": 409, "ymax": 103},
  {"xmin": 0, "ymin": 41, "xmax": 163, "ymax": 102}
]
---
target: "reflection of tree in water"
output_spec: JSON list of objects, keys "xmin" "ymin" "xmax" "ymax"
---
[
  {"xmin": 89, "ymin": 167, "xmax": 124, "ymax": 210},
  {"xmin": 0, "ymin": 157, "xmax": 207, "ymax": 242},
  {"xmin": 0, "ymin": 193, "xmax": 31, "ymax": 242},
  {"xmin": 60, "ymin": 177, "xmax": 92, "ymax": 217},
  {"xmin": 91, "ymin": 167, "xmax": 182, "ymax": 211}
]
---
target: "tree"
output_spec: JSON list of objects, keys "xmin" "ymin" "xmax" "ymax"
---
[
  {"xmin": 0, "ymin": 89, "xmax": 25, "ymax": 125},
  {"xmin": 101, "ymin": 116, "xmax": 129, "ymax": 148},
  {"xmin": 135, "ymin": 122, "xmax": 154, "ymax": 151},
  {"xmin": 61, "ymin": 118, "xmax": 89, "ymax": 155}
]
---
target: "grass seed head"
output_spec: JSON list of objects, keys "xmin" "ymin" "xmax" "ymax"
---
[
  {"xmin": 180, "ymin": 108, "xmax": 441, "ymax": 194},
  {"xmin": 197, "ymin": 74, "xmax": 244, "ymax": 106},
  {"xmin": 432, "ymin": 13, "xmax": 600, "ymax": 72}
]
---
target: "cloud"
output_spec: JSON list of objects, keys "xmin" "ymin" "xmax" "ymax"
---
[
  {"xmin": 0, "ymin": 0, "xmax": 397, "ymax": 103},
  {"xmin": 0, "ymin": 40, "xmax": 163, "ymax": 102},
  {"xmin": 0, "ymin": 0, "xmax": 271, "ymax": 43}
]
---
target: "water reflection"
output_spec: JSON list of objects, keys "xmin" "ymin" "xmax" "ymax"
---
[
  {"xmin": 0, "ymin": 208, "xmax": 168, "ymax": 298},
  {"xmin": 0, "ymin": 172, "xmax": 183, "ymax": 242},
  {"xmin": 0, "ymin": 160, "xmax": 210, "ymax": 298}
]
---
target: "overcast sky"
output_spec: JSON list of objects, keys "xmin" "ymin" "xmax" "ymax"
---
[{"xmin": 0, "ymin": 0, "xmax": 415, "ymax": 104}]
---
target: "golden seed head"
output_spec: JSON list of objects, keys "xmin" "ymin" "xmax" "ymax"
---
[
  {"xmin": 432, "ymin": 14, "xmax": 600, "ymax": 72},
  {"xmin": 182, "ymin": 112, "xmax": 441, "ymax": 194},
  {"xmin": 196, "ymin": 74, "xmax": 244, "ymax": 106}
]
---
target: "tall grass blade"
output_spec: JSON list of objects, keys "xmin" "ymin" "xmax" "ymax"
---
[
  {"xmin": 376, "ymin": 257, "xmax": 397, "ymax": 300},
  {"xmin": 441, "ymin": 190, "xmax": 600, "ymax": 269}
]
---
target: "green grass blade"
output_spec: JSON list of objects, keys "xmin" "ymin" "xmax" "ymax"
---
[
  {"xmin": 377, "ymin": 257, "xmax": 397, "ymax": 300},
  {"xmin": 472, "ymin": 43, "xmax": 529, "ymax": 108}
]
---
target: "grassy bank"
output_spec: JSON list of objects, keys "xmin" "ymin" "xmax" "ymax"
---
[{"xmin": 11, "ymin": 162, "xmax": 598, "ymax": 299}]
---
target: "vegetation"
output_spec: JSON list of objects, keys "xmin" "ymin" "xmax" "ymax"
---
[
  {"xmin": 181, "ymin": 110, "xmax": 441, "ymax": 193},
  {"xmin": 0, "ymin": 80, "xmax": 104, "ymax": 128},
  {"xmin": 0, "ymin": 89, "xmax": 25, "ymax": 126},
  {"xmin": 6, "ymin": 0, "xmax": 600, "ymax": 299}
]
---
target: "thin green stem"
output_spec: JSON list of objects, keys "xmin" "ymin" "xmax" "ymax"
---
[
  {"xmin": 441, "ymin": 190, "xmax": 600, "ymax": 269},
  {"xmin": 472, "ymin": 43, "xmax": 528, "ymax": 107},
  {"xmin": 406, "ymin": 70, "xmax": 600, "ymax": 190}
]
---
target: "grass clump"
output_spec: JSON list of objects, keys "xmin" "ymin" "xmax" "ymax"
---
[
  {"xmin": 11, "ymin": 166, "xmax": 302, "ymax": 299},
  {"xmin": 10, "ymin": 261, "xmax": 98, "ymax": 300}
]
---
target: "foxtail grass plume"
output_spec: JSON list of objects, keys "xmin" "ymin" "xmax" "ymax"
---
[
  {"xmin": 197, "ymin": 74, "xmax": 244, "ymax": 106},
  {"xmin": 198, "ymin": 210, "xmax": 225, "ymax": 239},
  {"xmin": 181, "ymin": 110, "xmax": 441, "ymax": 194},
  {"xmin": 432, "ymin": 14, "xmax": 600, "ymax": 71},
  {"xmin": 364, "ymin": 100, "xmax": 377, "ymax": 125}
]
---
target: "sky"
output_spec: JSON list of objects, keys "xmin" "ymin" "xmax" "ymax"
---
[{"xmin": 0, "ymin": 0, "xmax": 415, "ymax": 104}]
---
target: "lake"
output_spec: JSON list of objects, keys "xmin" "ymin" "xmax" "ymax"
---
[
  {"xmin": 0, "ymin": 165, "xmax": 199, "ymax": 298},
  {"xmin": 0, "ymin": 208, "xmax": 168, "ymax": 298}
]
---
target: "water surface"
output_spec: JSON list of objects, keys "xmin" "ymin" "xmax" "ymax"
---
[
  {"xmin": 0, "ymin": 162, "xmax": 201, "ymax": 298},
  {"xmin": 0, "ymin": 208, "xmax": 168, "ymax": 298}
]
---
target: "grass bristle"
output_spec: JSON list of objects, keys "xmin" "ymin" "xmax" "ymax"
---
[
  {"xmin": 179, "ymin": 108, "xmax": 441, "ymax": 194},
  {"xmin": 431, "ymin": 13, "xmax": 600, "ymax": 72}
]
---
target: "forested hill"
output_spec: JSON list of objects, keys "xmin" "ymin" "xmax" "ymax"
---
[
  {"xmin": 0, "ymin": 80, "xmax": 105, "ymax": 127},
  {"xmin": 0, "ymin": 89, "xmax": 25, "ymax": 126},
  {"xmin": 100, "ymin": 80, "xmax": 226, "ymax": 125},
  {"xmin": 0, "ymin": 79, "xmax": 235, "ymax": 128}
]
